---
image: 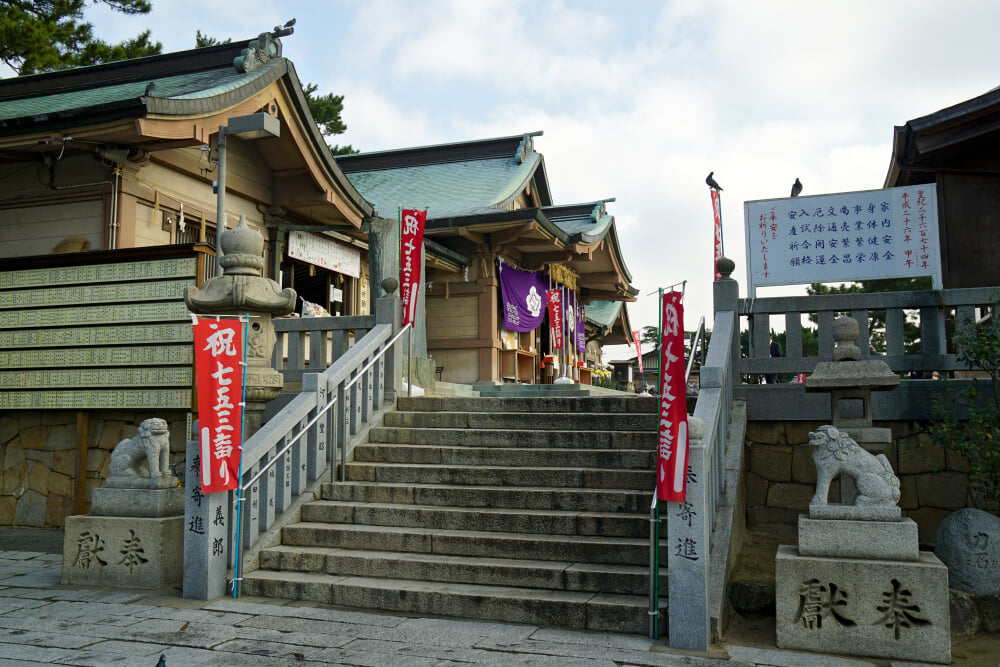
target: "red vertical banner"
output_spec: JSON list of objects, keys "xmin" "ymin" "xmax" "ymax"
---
[
  {"xmin": 546, "ymin": 288, "xmax": 563, "ymax": 349},
  {"xmin": 193, "ymin": 318, "xmax": 245, "ymax": 494},
  {"xmin": 400, "ymin": 209, "xmax": 427, "ymax": 328},
  {"xmin": 657, "ymin": 291, "xmax": 688, "ymax": 502},
  {"xmin": 632, "ymin": 330, "xmax": 644, "ymax": 375},
  {"xmin": 711, "ymin": 188, "xmax": 723, "ymax": 281}
]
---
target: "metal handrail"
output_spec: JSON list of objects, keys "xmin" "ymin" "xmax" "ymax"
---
[
  {"xmin": 233, "ymin": 321, "xmax": 411, "ymax": 596},
  {"xmin": 243, "ymin": 321, "xmax": 410, "ymax": 490}
]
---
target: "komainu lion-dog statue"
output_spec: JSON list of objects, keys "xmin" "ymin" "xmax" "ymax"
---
[
  {"xmin": 109, "ymin": 418, "xmax": 171, "ymax": 478},
  {"xmin": 809, "ymin": 424, "xmax": 900, "ymax": 506}
]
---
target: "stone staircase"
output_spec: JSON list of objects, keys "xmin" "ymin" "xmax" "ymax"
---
[{"xmin": 243, "ymin": 395, "xmax": 667, "ymax": 634}]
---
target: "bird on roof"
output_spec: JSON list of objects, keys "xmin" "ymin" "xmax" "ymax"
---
[
  {"xmin": 791, "ymin": 178, "xmax": 803, "ymax": 197},
  {"xmin": 144, "ymin": 82, "xmax": 156, "ymax": 97},
  {"xmin": 706, "ymin": 172, "xmax": 722, "ymax": 191},
  {"xmin": 155, "ymin": 655, "xmax": 166, "ymax": 667}
]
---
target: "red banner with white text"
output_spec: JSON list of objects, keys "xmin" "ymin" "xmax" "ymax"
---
[
  {"xmin": 632, "ymin": 330, "xmax": 644, "ymax": 375},
  {"xmin": 193, "ymin": 318, "xmax": 245, "ymax": 494},
  {"xmin": 546, "ymin": 288, "xmax": 563, "ymax": 350},
  {"xmin": 711, "ymin": 188, "xmax": 723, "ymax": 281},
  {"xmin": 400, "ymin": 209, "xmax": 427, "ymax": 328},
  {"xmin": 657, "ymin": 291, "xmax": 688, "ymax": 502}
]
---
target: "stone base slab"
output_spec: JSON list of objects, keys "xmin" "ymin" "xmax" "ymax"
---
[
  {"xmin": 91, "ymin": 486, "xmax": 184, "ymax": 518},
  {"xmin": 104, "ymin": 474, "xmax": 179, "ymax": 490},
  {"xmin": 62, "ymin": 514, "xmax": 182, "ymax": 589},
  {"xmin": 799, "ymin": 517, "xmax": 918, "ymax": 561},
  {"xmin": 809, "ymin": 503, "xmax": 901, "ymax": 521},
  {"xmin": 776, "ymin": 545, "xmax": 950, "ymax": 663}
]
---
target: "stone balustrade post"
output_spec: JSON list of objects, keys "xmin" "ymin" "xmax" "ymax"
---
[
  {"xmin": 713, "ymin": 257, "xmax": 740, "ymax": 388},
  {"xmin": 667, "ymin": 416, "xmax": 710, "ymax": 651},
  {"xmin": 375, "ymin": 278, "xmax": 402, "ymax": 403}
]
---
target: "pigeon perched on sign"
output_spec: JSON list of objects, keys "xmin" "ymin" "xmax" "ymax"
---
[
  {"xmin": 791, "ymin": 178, "xmax": 803, "ymax": 197},
  {"xmin": 706, "ymin": 172, "xmax": 723, "ymax": 191}
]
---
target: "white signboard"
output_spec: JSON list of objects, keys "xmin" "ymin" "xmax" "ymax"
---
[
  {"xmin": 288, "ymin": 231, "xmax": 361, "ymax": 278},
  {"xmin": 744, "ymin": 184, "xmax": 941, "ymax": 293}
]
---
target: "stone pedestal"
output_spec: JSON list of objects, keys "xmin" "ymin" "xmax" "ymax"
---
[
  {"xmin": 776, "ymin": 545, "xmax": 950, "ymax": 663},
  {"xmin": 62, "ymin": 514, "xmax": 183, "ymax": 589},
  {"xmin": 62, "ymin": 476, "xmax": 184, "ymax": 589},
  {"xmin": 799, "ymin": 517, "xmax": 919, "ymax": 561}
]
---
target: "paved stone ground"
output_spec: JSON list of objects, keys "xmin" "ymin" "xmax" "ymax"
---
[{"xmin": 0, "ymin": 542, "xmax": 931, "ymax": 667}]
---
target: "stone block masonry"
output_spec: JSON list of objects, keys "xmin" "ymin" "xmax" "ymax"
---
[
  {"xmin": 0, "ymin": 410, "xmax": 188, "ymax": 528},
  {"xmin": 745, "ymin": 420, "xmax": 976, "ymax": 546},
  {"xmin": 776, "ymin": 545, "xmax": 950, "ymax": 663}
]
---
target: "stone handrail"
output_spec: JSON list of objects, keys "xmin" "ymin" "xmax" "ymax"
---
[
  {"xmin": 665, "ymin": 308, "xmax": 735, "ymax": 650},
  {"xmin": 183, "ymin": 296, "xmax": 403, "ymax": 601},
  {"xmin": 273, "ymin": 314, "xmax": 376, "ymax": 384}
]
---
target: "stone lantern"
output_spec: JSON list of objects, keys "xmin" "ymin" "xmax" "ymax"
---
[
  {"xmin": 804, "ymin": 315, "xmax": 899, "ymax": 500},
  {"xmin": 185, "ymin": 215, "xmax": 296, "ymax": 435}
]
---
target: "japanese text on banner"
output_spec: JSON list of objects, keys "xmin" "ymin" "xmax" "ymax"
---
[
  {"xmin": 657, "ymin": 291, "xmax": 688, "ymax": 502},
  {"xmin": 546, "ymin": 289, "xmax": 563, "ymax": 350},
  {"xmin": 712, "ymin": 189, "xmax": 723, "ymax": 281},
  {"xmin": 400, "ymin": 209, "xmax": 427, "ymax": 328},
  {"xmin": 193, "ymin": 318, "xmax": 244, "ymax": 494},
  {"xmin": 632, "ymin": 330, "xmax": 644, "ymax": 375}
]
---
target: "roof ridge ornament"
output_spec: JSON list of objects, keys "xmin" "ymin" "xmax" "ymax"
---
[{"xmin": 234, "ymin": 19, "xmax": 296, "ymax": 73}]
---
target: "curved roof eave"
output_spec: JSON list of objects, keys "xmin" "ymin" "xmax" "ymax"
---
[
  {"xmin": 149, "ymin": 60, "xmax": 371, "ymax": 219},
  {"xmin": 602, "ymin": 223, "xmax": 634, "ymax": 285},
  {"xmin": 487, "ymin": 151, "xmax": 543, "ymax": 211},
  {"xmin": 279, "ymin": 61, "xmax": 373, "ymax": 218}
]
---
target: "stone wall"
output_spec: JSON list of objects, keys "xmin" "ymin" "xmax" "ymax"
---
[
  {"xmin": 745, "ymin": 420, "xmax": 974, "ymax": 546},
  {"xmin": 0, "ymin": 410, "xmax": 188, "ymax": 528}
]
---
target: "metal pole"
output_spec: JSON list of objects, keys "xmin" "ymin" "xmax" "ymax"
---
[
  {"xmin": 232, "ymin": 314, "xmax": 249, "ymax": 597},
  {"xmin": 407, "ymin": 330, "xmax": 412, "ymax": 397},
  {"xmin": 649, "ymin": 501, "xmax": 659, "ymax": 638},
  {"xmin": 215, "ymin": 127, "xmax": 227, "ymax": 276}
]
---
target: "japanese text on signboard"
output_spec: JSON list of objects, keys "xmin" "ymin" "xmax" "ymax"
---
[
  {"xmin": 743, "ymin": 185, "xmax": 941, "ymax": 292},
  {"xmin": 193, "ymin": 318, "xmax": 244, "ymax": 493}
]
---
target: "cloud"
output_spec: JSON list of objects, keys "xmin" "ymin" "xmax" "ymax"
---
[{"xmin": 73, "ymin": 0, "xmax": 1000, "ymax": 344}]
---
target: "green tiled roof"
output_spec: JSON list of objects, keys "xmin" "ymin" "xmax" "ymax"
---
[
  {"xmin": 341, "ymin": 148, "xmax": 541, "ymax": 219},
  {"xmin": 542, "ymin": 201, "xmax": 615, "ymax": 244},
  {"xmin": 337, "ymin": 133, "xmax": 549, "ymax": 220},
  {"xmin": 585, "ymin": 300, "xmax": 624, "ymax": 329},
  {"xmin": 0, "ymin": 65, "xmax": 270, "ymax": 121}
]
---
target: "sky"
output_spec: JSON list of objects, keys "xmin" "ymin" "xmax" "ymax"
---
[{"xmin": 76, "ymin": 0, "xmax": 1000, "ymax": 359}]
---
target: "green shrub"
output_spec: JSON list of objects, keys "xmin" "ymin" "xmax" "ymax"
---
[{"xmin": 930, "ymin": 312, "xmax": 1000, "ymax": 510}]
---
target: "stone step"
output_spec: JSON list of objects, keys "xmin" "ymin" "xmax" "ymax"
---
[
  {"xmin": 281, "ymin": 522, "xmax": 659, "ymax": 565},
  {"xmin": 322, "ymin": 481, "xmax": 652, "ymax": 513},
  {"xmin": 257, "ymin": 545, "xmax": 665, "ymax": 595},
  {"xmin": 383, "ymin": 410, "xmax": 657, "ymax": 431},
  {"xmin": 241, "ymin": 570, "xmax": 665, "ymax": 634},
  {"xmin": 352, "ymin": 443, "xmax": 655, "ymax": 469},
  {"xmin": 476, "ymin": 388, "xmax": 593, "ymax": 398},
  {"xmin": 429, "ymin": 381, "xmax": 480, "ymax": 397},
  {"xmin": 396, "ymin": 396, "xmax": 658, "ymax": 414},
  {"xmin": 366, "ymin": 426, "xmax": 655, "ymax": 449},
  {"xmin": 301, "ymin": 500, "xmax": 649, "ymax": 537},
  {"xmin": 342, "ymin": 462, "xmax": 655, "ymax": 489}
]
